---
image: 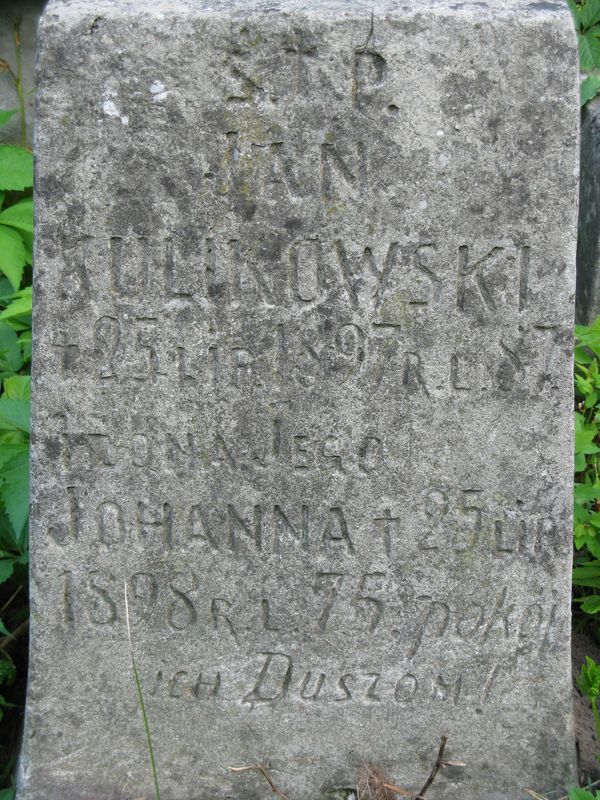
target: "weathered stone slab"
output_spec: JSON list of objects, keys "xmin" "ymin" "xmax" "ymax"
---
[{"xmin": 22, "ymin": 1, "xmax": 578, "ymax": 798}]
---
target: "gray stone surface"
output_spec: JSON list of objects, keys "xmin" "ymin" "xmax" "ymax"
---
[{"xmin": 21, "ymin": 1, "xmax": 579, "ymax": 798}]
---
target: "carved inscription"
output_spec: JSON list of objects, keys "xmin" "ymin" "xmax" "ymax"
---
[
  {"xmin": 54, "ymin": 424, "xmax": 392, "ymax": 476},
  {"xmin": 53, "ymin": 315, "xmax": 566, "ymax": 399},
  {"xmin": 59, "ymin": 232, "xmax": 548, "ymax": 318},
  {"xmin": 47, "ymin": 488, "xmax": 562, "ymax": 562},
  {"xmin": 35, "ymin": 13, "xmax": 575, "ymax": 763},
  {"xmin": 58, "ymin": 567, "xmax": 559, "ymax": 663}
]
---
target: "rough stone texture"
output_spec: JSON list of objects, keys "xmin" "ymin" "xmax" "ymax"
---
[
  {"xmin": 21, "ymin": 2, "xmax": 579, "ymax": 798},
  {"xmin": 577, "ymin": 96, "xmax": 600, "ymax": 325}
]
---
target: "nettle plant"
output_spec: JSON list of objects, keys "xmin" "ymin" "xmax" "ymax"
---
[
  {"xmin": 0, "ymin": 98, "xmax": 33, "ymax": 793},
  {"xmin": 571, "ymin": 318, "xmax": 600, "ymax": 633},
  {"xmin": 0, "ymin": 112, "xmax": 33, "ymax": 537},
  {"xmin": 573, "ymin": 319, "xmax": 600, "ymax": 616},
  {"xmin": 570, "ymin": 789, "xmax": 600, "ymax": 800},
  {"xmin": 569, "ymin": 0, "xmax": 600, "ymax": 106}
]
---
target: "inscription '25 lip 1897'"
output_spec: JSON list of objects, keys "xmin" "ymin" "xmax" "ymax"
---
[{"xmin": 21, "ymin": 1, "xmax": 579, "ymax": 799}]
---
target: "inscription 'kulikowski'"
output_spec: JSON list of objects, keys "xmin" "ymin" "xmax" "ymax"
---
[{"xmin": 59, "ymin": 233, "xmax": 534, "ymax": 318}]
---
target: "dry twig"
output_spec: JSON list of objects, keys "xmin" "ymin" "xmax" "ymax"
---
[
  {"xmin": 231, "ymin": 735, "xmax": 463, "ymax": 800},
  {"xmin": 0, "ymin": 618, "xmax": 28, "ymax": 654},
  {"xmin": 357, "ymin": 765, "xmax": 412, "ymax": 799},
  {"xmin": 0, "ymin": 584, "xmax": 22, "ymax": 616},
  {"xmin": 357, "ymin": 734, "xmax": 464, "ymax": 800},
  {"xmin": 229, "ymin": 764, "xmax": 290, "ymax": 800},
  {"xmin": 416, "ymin": 734, "xmax": 448, "ymax": 798}
]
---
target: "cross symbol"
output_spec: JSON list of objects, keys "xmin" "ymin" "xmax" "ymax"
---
[
  {"xmin": 374, "ymin": 508, "xmax": 400, "ymax": 558},
  {"xmin": 283, "ymin": 28, "xmax": 317, "ymax": 94}
]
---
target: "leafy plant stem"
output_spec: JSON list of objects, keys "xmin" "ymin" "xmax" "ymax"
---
[
  {"xmin": 593, "ymin": 696, "xmax": 600, "ymax": 746},
  {"xmin": 124, "ymin": 586, "xmax": 160, "ymax": 800},
  {"xmin": 13, "ymin": 21, "xmax": 25, "ymax": 148},
  {"xmin": 0, "ymin": 585, "xmax": 20, "ymax": 616}
]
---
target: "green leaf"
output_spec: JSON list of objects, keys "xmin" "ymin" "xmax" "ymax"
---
[
  {"xmin": 0, "ymin": 300, "xmax": 30, "ymax": 322},
  {"xmin": 576, "ymin": 374, "xmax": 594, "ymax": 395},
  {"xmin": 0, "ymin": 146, "xmax": 32, "ymax": 191},
  {"xmin": 576, "ymin": 452, "xmax": 587, "ymax": 472},
  {"xmin": 576, "ymin": 321, "xmax": 600, "ymax": 340},
  {"xmin": 573, "ymin": 561, "xmax": 600, "ymax": 587},
  {"xmin": 576, "ymin": 424, "xmax": 600, "ymax": 455},
  {"xmin": 0, "ymin": 559, "xmax": 13, "ymax": 584},
  {"xmin": 0, "ymin": 398, "xmax": 29, "ymax": 433},
  {"xmin": 575, "ymin": 524, "xmax": 592, "ymax": 551},
  {"xmin": 576, "ymin": 345, "xmax": 594, "ymax": 365},
  {"xmin": 0, "ymin": 198, "xmax": 33, "ymax": 235},
  {"xmin": 20, "ymin": 229, "xmax": 32, "ymax": 265},
  {"xmin": 573, "ymin": 558, "xmax": 600, "ymax": 573},
  {"xmin": 582, "ymin": 0, "xmax": 600, "ymax": 30},
  {"xmin": 0, "ymin": 658, "xmax": 16, "ymax": 686},
  {"xmin": 575, "ymin": 484, "xmax": 600, "ymax": 503},
  {"xmin": 568, "ymin": 0, "xmax": 583, "ymax": 29},
  {"xmin": 586, "ymin": 389, "xmax": 600, "ymax": 409},
  {"xmin": 0, "ymin": 322, "xmax": 22, "ymax": 374},
  {"xmin": 0, "ymin": 226, "xmax": 25, "ymax": 291},
  {"xmin": 0, "ymin": 444, "xmax": 28, "ymax": 473},
  {"xmin": 0, "ymin": 787, "xmax": 16, "ymax": 800},
  {"xmin": 0, "ymin": 507, "xmax": 18, "ymax": 553},
  {"xmin": 584, "ymin": 535, "xmax": 600, "ymax": 560},
  {"xmin": 580, "ymin": 28, "xmax": 600, "ymax": 71},
  {"xmin": 0, "ymin": 286, "xmax": 32, "ymax": 321},
  {"xmin": 3, "ymin": 375, "xmax": 30, "ymax": 400},
  {"xmin": 578, "ymin": 656, "xmax": 600, "ymax": 700},
  {"xmin": 580, "ymin": 595, "xmax": 600, "ymax": 614},
  {"xmin": 18, "ymin": 330, "xmax": 30, "ymax": 363},
  {"xmin": 0, "ymin": 277, "xmax": 15, "ymax": 299},
  {"xmin": 569, "ymin": 789, "xmax": 598, "ymax": 800},
  {"xmin": 582, "ymin": 74, "xmax": 600, "ymax": 106},
  {"xmin": 0, "ymin": 450, "xmax": 29, "ymax": 541},
  {"xmin": 575, "ymin": 501, "xmax": 592, "ymax": 522},
  {"xmin": 588, "ymin": 511, "xmax": 600, "ymax": 529},
  {"xmin": 0, "ymin": 110, "xmax": 17, "ymax": 129}
]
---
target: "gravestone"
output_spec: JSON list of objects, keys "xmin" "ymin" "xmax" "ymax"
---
[{"xmin": 21, "ymin": 1, "xmax": 579, "ymax": 798}]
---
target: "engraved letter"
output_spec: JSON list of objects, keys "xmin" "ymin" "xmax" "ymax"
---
[
  {"xmin": 322, "ymin": 507, "xmax": 355, "ymax": 554},
  {"xmin": 243, "ymin": 652, "xmax": 293, "ymax": 704}
]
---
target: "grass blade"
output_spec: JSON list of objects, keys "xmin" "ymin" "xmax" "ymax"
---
[{"xmin": 124, "ymin": 584, "xmax": 161, "ymax": 800}]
